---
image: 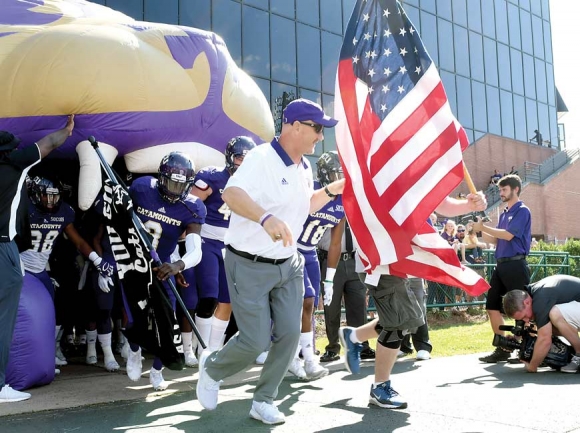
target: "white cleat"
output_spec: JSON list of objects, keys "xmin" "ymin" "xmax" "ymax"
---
[
  {"xmin": 196, "ymin": 350, "xmax": 221, "ymax": 410},
  {"xmin": 126, "ymin": 348, "xmax": 143, "ymax": 381},
  {"xmin": 416, "ymin": 350, "xmax": 431, "ymax": 361},
  {"xmin": 55, "ymin": 356, "xmax": 67, "ymax": 367},
  {"xmin": 249, "ymin": 400, "xmax": 285, "ymax": 425},
  {"xmin": 86, "ymin": 355, "xmax": 98, "ymax": 366},
  {"xmin": 288, "ymin": 357, "xmax": 307, "ymax": 380},
  {"xmin": 255, "ymin": 351, "xmax": 269, "ymax": 365},
  {"xmin": 105, "ymin": 358, "xmax": 120, "ymax": 372},
  {"xmin": 149, "ymin": 367, "xmax": 168, "ymax": 391},
  {"xmin": 55, "ymin": 346, "xmax": 67, "ymax": 366},
  {"xmin": 304, "ymin": 360, "xmax": 329, "ymax": 381},
  {"xmin": 184, "ymin": 349, "xmax": 199, "ymax": 368}
]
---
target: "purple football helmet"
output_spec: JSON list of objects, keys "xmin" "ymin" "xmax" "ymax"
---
[
  {"xmin": 157, "ymin": 152, "xmax": 195, "ymax": 203},
  {"xmin": 29, "ymin": 176, "xmax": 61, "ymax": 213},
  {"xmin": 225, "ymin": 136, "xmax": 256, "ymax": 174}
]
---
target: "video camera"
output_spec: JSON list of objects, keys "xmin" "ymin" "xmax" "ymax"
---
[
  {"xmin": 459, "ymin": 211, "xmax": 491, "ymax": 225},
  {"xmin": 492, "ymin": 320, "xmax": 573, "ymax": 370}
]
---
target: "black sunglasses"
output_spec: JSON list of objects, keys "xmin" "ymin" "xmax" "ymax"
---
[
  {"xmin": 299, "ymin": 121, "xmax": 324, "ymax": 134},
  {"xmin": 457, "ymin": 229, "xmax": 465, "ymax": 232}
]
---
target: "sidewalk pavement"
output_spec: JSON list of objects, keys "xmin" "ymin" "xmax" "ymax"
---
[{"xmin": 2, "ymin": 353, "xmax": 580, "ymax": 432}]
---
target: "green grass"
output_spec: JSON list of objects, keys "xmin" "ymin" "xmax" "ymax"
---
[{"xmin": 315, "ymin": 311, "xmax": 495, "ymax": 358}]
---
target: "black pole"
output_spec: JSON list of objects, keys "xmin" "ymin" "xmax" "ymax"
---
[{"xmin": 88, "ymin": 136, "xmax": 206, "ymax": 349}]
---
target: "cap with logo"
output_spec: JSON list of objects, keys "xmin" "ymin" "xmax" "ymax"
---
[{"xmin": 283, "ymin": 98, "xmax": 338, "ymax": 128}]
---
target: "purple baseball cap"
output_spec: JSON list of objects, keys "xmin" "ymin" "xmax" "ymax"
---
[{"xmin": 283, "ymin": 98, "xmax": 338, "ymax": 128}]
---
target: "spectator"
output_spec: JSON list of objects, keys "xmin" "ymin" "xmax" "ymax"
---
[
  {"xmin": 441, "ymin": 220, "xmax": 467, "ymax": 264},
  {"xmin": 490, "ymin": 169, "xmax": 502, "ymax": 185},
  {"xmin": 530, "ymin": 130, "xmax": 543, "ymax": 146},
  {"xmin": 509, "ymin": 166, "xmax": 518, "ymax": 176}
]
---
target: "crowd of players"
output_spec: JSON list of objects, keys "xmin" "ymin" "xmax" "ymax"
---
[{"xmin": 21, "ymin": 135, "xmax": 348, "ymax": 391}]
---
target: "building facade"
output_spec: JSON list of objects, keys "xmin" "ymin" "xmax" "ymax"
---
[{"xmin": 89, "ymin": 0, "xmax": 558, "ymax": 154}]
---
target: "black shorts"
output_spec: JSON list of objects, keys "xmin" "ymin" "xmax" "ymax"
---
[{"xmin": 486, "ymin": 259, "xmax": 530, "ymax": 311}]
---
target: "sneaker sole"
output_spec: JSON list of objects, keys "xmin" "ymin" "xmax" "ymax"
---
[
  {"xmin": 0, "ymin": 396, "xmax": 31, "ymax": 403},
  {"xmin": 249, "ymin": 408, "xmax": 285, "ymax": 425},
  {"xmin": 369, "ymin": 396, "xmax": 408, "ymax": 409},
  {"xmin": 561, "ymin": 369, "xmax": 579, "ymax": 373}
]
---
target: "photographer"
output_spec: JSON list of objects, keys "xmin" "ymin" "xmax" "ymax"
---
[{"xmin": 503, "ymin": 275, "xmax": 580, "ymax": 373}]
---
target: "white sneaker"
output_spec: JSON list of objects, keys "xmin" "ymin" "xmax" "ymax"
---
[
  {"xmin": 255, "ymin": 351, "xmax": 269, "ymax": 365},
  {"xmin": 126, "ymin": 348, "xmax": 143, "ymax": 381},
  {"xmin": 184, "ymin": 349, "xmax": 199, "ymax": 368},
  {"xmin": 561, "ymin": 354, "xmax": 580, "ymax": 373},
  {"xmin": 397, "ymin": 350, "xmax": 408, "ymax": 358},
  {"xmin": 121, "ymin": 340, "xmax": 130, "ymax": 361},
  {"xmin": 86, "ymin": 355, "xmax": 97, "ymax": 365},
  {"xmin": 55, "ymin": 368, "xmax": 61, "ymax": 375},
  {"xmin": 149, "ymin": 367, "xmax": 168, "ymax": 391},
  {"xmin": 105, "ymin": 358, "xmax": 120, "ymax": 372},
  {"xmin": 0, "ymin": 385, "xmax": 31, "ymax": 403},
  {"xmin": 416, "ymin": 350, "xmax": 431, "ymax": 361},
  {"xmin": 288, "ymin": 357, "xmax": 307, "ymax": 380},
  {"xmin": 249, "ymin": 400, "xmax": 285, "ymax": 425},
  {"xmin": 55, "ymin": 346, "xmax": 67, "ymax": 365},
  {"xmin": 304, "ymin": 360, "xmax": 329, "ymax": 380},
  {"xmin": 196, "ymin": 350, "xmax": 221, "ymax": 410}
]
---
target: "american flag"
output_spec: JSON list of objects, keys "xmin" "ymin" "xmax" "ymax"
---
[{"xmin": 334, "ymin": 0, "xmax": 489, "ymax": 295}]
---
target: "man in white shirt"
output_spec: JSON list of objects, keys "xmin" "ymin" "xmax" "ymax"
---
[{"xmin": 196, "ymin": 99, "xmax": 345, "ymax": 425}]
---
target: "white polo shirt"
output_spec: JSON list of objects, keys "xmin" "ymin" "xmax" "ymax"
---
[{"xmin": 224, "ymin": 138, "xmax": 314, "ymax": 259}]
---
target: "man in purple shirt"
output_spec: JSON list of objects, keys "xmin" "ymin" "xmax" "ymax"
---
[{"xmin": 473, "ymin": 174, "xmax": 531, "ymax": 363}]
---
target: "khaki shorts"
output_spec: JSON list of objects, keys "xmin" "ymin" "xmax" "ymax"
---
[
  {"xmin": 362, "ymin": 274, "xmax": 424, "ymax": 331},
  {"xmin": 554, "ymin": 301, "xmax": 580, "ymax": 331}
]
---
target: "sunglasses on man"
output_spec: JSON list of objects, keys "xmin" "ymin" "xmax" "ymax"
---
[{"xmin": 299, "ymin": 121, "xmax": 324, "ymax": 134}]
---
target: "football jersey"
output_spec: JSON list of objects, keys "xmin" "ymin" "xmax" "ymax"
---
[
  {"xmin": 193, "ymin": 166, "xmax": 231, "ymax": 241},
  {"xmin": 130, "ymin": 176, "xmax": 206, "ymax": 262},
  {"xmin": 297, "ymin": 181, "xmax": 345, "ymax": 251},
  {"xmin": 20, "ymin": 199, "xmax": 76, "ymax": 273}
]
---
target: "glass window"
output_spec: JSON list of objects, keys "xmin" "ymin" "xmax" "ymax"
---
[
  {"xmin": 321, "ymin": 32, "xmax": 342, "ymax": 94},
  {"xmin": 420, "ymin": 11, "xmax": 438, "ymax": 65},
  {"xmin": 253, "ymin": 76, "xmax": 271, "ymax": 104},
  {"xmin": 530, "ymin": 0, "xmax": 542, "ymax": 16},
  {"xmin": 321, "ymin": 94, "xmax": 336, "ymax": 152},
  {"xmin": 271, "ymin": 15, "xmax": 297, "ymax": 84},
  {"xmin": 145, "ymin": 0, "xmax": 178, "ymax": 24},
  {"xmin": 297, "ymin": 0, "xmax": 319, "ymax": 27},
  {"xmin": 343, "ymin": 0, "xmax": 356, "ymax": 30},
  {"xmin": 474, "ymin": 130, "xmax": 486, "ymax": 142},
  {"xmin": 456, "ymin": 76, "xmax": 473, "ymax": 129},
  {"xmin": 213, "ymin": 0, "xmax": 242, "ymax": 66},
  {"xmin": 472, "ymin": 81, "xmax": 487, "ymax": 132},
  {"xmin": 535, "ymin": 58, "xmax": 547, "ymax": 104},
  {"xmin": 543, "ymin": 20, "xmax": 553, "ymax": 63},
  {"xmin": 271, "ymin": 82, "xmax": 298, "ymax": 129},
  {"xmin": 441, "ymin": 70, "xmax": 457, "ymax": 116},
  {"xmin": 541, "ymin": 0, "xmax": 550, "ymax": 20},
  {"xmin": 437, "ymin": 19, "xmax": 454, "ymax": 72},
  {"xmin": 469, "ymin": 31, "xmax": 484, "ymax": 82},
  {"xmin": 486, "ymin": 85, "xmax": 501, "ymax": 135},
  {"xmin": 537, "ymin": 103, "xmax": 550, "ymax": 146},
  {"xmin": 497, "ymin": 43, "xmax": 511, "ymax": 91},
  {"xmin": 495, "ymin": 1, "xmax": 508, "ymax": 44},
  {"xmin": 465, "ymin": 128, "xmax": 475, "ymax": 144},
  {"xmin": 300, "ymin": 89, "xmax": 322, "ymax": 105},
  {"xmin": 321, "ymin": 0, "xmax": 343, "ymax": 34},
  {"xmin": 421, "ymin": 0, "xmax": 436, "ymax": 14},
  {"xmin": 507, "ymin": 3, "xmax": 521, "ymax": 50},
  {"xmin": 180, "ymin": 0, "xmax": 210, "ymax": 30},
  {"xmin": 483, "ymin": 37, "xmax": 498, "ymax": 87},
  {"xmin": 531, "ymin": 15, "xmax": 544, "ymax": 59},
  {"xmin": 520, "ymin": 10, "xmax": 533, "ymax": 55},
  {"xmin": 452, "ymin": 0, "xmax": 467, "ymax": 27},
  {"xmin": 405, "ymin": 5, "xmax": 420, "ymax": 32},
  {"xmin": 271, "ymin": 0, "xmax": 295, "ymax": 18},
  {"xmin": 513, "ymin": 94, "xmax": 527, "ymax": 142},
  {"xmin": 526, "ymin": 98, "xmax": 538, "ymax": 143},
  {"xmin": 108, "ymin": 0, "xmax": 143, "ymax": 20},
  {"xmin": 466, "ymin": 0, "xmax": 482, "ymax": 33},
  {"xmin": 500, "ymin": 90, "xmax": 515, "ymax": 139},
  {"xmin": 454, "ymin": 25, "xmax": 469, "ymax": 77},
  {"xmin": 520, "ymin": 0, "xmax": 531, "ymax": 11},
  {"xmin": 244, "ymin": 0, "xmax": 268, "ymax": 10},
  {"xmin": 403, "ymin": 0, "xmax": 419, "ymax": 6},
  {"xmin": 546, "ymin": 63, "xmax": 555, "ymax": 106},
  {"xmin": 482, "ymin": 0, "xmax": 495, "ymax": 38},
  {"xmin": 297, "ymin": 24, "xmax": 321, "ymax": 90},
  {"xmin": 242, "ymin": 6, "xmax": 270, "ymax": 78},
  {"xmin": 510, "ymin": 48, "xmax": 524, "ymax": 95},
  {"xmin": 438, "ymin": 0, "xmax": 452, "ymax": 21},
  {"xmin": 549, "ymin": 109, "xmax": 558, "ymax": 149},
  {"xmin": 523, "ymin": 53, "xmax": 536, "ymax": 99}
]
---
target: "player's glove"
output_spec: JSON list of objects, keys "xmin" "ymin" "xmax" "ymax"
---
[{"xmin": 323, "ymin": 280, "xmax": 334, "ymax": 306}]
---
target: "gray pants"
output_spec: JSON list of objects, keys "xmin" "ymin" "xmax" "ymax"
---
[
  {"xmin": 0, "ymin": 242, "xmax": 24, "ymax": 390},
  {"xmin": 401, "ymin": 278, "xmax": 432, "ymax": 353},
  {"xmin": 205, "ymin": 250, "xmax": 304, "ymax": 404},
  {"xmin": 322, "ymin": 257, "xmax": 366, "ymax": 353}
]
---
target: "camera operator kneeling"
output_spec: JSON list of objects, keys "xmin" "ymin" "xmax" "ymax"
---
[{"xmin": 502, "ymin": 275, "xmax": 580, "ymax": 373}]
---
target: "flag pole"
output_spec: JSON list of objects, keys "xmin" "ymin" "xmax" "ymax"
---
[
  {"xmin": 88, "ymin": 136, "xmax": 206, "ymax": 350},
  {"xmin": 463, "ymin": 162, "xmax": 491, "ymax": 222}
]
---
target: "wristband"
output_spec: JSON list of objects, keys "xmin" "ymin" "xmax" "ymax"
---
[
  {"xmin": 326, "ymin": 267, "xmax": 336, "ymax": 281},
  {"xmin": 324, "ymin": 279, "xmax": 333, "ymax": 284},
  {"xmin": 324, "ymin": 186, "xmax": 337, "ymax": 198},
  {"xmin": 88, "ymin": 251, "xmax": 99, "ymax": 264},
  {"xmin": 260, "ymin": 213, "xmax": 273, "ymax": 226}
]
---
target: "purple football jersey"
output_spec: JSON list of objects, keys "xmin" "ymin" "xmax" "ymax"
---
[
  {"xmin": 193, "ymin": 166, "xmax": 231, "ymax": 233},
  {"xmin": 130, "ymin": 176, "xmax": 206, "ymax": 261},
  {"xmin": 21, "ymin": 199, "xmax": 76, "ymax": 273},
  {"xmin": 298, "ymin": 181, "xmax": 345, "ymax": 250}
]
